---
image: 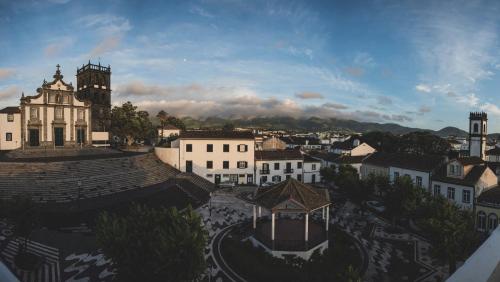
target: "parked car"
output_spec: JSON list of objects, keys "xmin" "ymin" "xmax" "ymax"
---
[{"xmin": 366, "ymin": 200, "xmax": 386, "ymax": 213}]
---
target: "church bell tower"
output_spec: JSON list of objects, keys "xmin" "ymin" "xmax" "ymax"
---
[
  {"xmin": 469, "ymin": 112, "xmax": 487, "ymax": 160},
  {"xmin": 76, "ymin": 61, "xmax": 111, "ymax": 132}
]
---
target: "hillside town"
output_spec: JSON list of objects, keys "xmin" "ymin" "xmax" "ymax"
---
[
  {"xmin": 0, "ymin": 62, "xmax": 498, "ymax": 282},
  {"xmin": 2, "ymin": 1, "xmax": 500, "ymax": 282}
]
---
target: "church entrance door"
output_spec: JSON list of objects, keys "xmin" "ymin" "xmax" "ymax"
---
[
  {"xmin": 29, "ymin": 129, "xmax": 39, "ymax": 147},
  {"xmin": 54, "ymin": 128, "xmax": 64, "ymax": 147}
]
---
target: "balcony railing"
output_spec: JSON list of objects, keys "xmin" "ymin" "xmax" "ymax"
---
[
  {"xmin": 260, "ymin": 169, "xmax": 270, "ymax": 175},
  {"xmin": 283, "ymin": 168, "xmax": 294, "ymax": 174}
]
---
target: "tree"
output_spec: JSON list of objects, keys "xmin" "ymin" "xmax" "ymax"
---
[
  {"xmin": 96, "ymin": 204, "xmax": 207, "ymax": 282},
  {"xmin": 165, "ymin": 115, "xmax": 186, "ymax": 131},
  {"xmin": 384, "ymin": 176, "xmax": 424, "ymax": 225},
  {"xmin": 423, "ymin": 197, "xmax": 479, "ymax": 274},
  {"xmin": 320, "ymin": 166, "xmax": 336, "ymax": 183},
  {"xmin": 110, "ymin": 101, "xmax": 155, "ymax": 146},
  {"xmin": 156, "ymin": 110, "xmax": 168, "ymax": 138}
]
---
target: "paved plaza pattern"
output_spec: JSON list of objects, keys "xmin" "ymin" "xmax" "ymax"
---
[{"xmin": 0, "ymin": 189, "xmax": 450, "ymax": 282}]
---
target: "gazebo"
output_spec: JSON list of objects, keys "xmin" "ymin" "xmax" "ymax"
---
[{"xmin": 250, "ymin": 178, "xmax": 331, "ymax": 258}]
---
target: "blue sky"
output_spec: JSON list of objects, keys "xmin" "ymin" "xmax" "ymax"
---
[{"xmin": 1, "ymin": 0, "xmax": 500, "ymax": 131}]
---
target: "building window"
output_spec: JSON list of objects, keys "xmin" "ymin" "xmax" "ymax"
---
[
  {"xmin": 433, "ymin": 185, "xmax": 441, "ymax": 196},
  {"xmin": 261, "ymin": 176, "xmax": 268, "ymax": 183},
  {"xmin": 312, "ymin": 164, "xmax": 316, "ymax": 170},
  {"xmin": 286, "ymin": 175, "xmax": 291, "ymax": 180},
  {"xmin": 297, "ymin": 174, "xmax": 302, "ymax": 182},
  {"xmin": 186, "ymin": 144, "xmax": 192, "ymax": 152},
  {"xmin": 206, "ymin": 174, "xmax": 213, "ymax": 178},
  {"xmin": 477, "ymin": 212, "xmax": 486, "ymax": 231},
  {"xmin": 474, "ymin": 123, "xmax": 479, "ymax": 133},
  {"xmin": 55, "ymin": 107, "xmax": 63, "ymax": 120},
  {"xmin": 207, "ymin": 144, "xmax": 213, "ymax": 152},
  {"xmin": 186, "ymin": 161, "xmax": 193, "ymax": 173},
  {"xmin": 274, "ymin": 163, "xmax": 280, "ymax": 170},
  {"xmin": 447, "ymin": 187, "xmax": 455, "ymax": 200},
  {"xmin": 223, "ymin": 144, "xmax": 230, "ymax": 152},
  {"xmin": 77, "ymin": 109, "xmax": 85, "ymax": 121},
  {"xmin": 272, "ymin": 175, "xmax": 281, "ymax": 182},
  {"xmin": 223, "ymin": 161, "xmax": 229, "ymax": 169},
  {"xmin": 237, "ymin": 161, "xmax": 247, "ymax": 169},
  {"xmin": 30, "ymin": 107, "xmax": 38, "ymax": 120},
  {"xmin": 462, "ymin": 190, "xmax": 471, "ymax": 204},
  {"xmin": 394, "ymin": 171, "xmax": 400, "ymax": 179},
  {"xmin": 416, "ymin": 176, "xmax": 423, "ymax": 187},
  {"xmin": 488, "ymin": 214, "xmax": 498, "ymax": 231},
  {"xmin": 207, "ymin": 161, "xmax": 213, "ymax": 169},
  {"xmin": 237, "ymin": 144, "xmax": 248, "ymax": 152},
  {"xmin": 297, "ymin": 162, "xmax": 302, "ymax": 169},
  {"xmin": 5, "ymin": 133, "xmax": 12, "ymax": 141},
  {"xmin": 7, "ymin": 114, "xmax": 13, "ymax": 122}
]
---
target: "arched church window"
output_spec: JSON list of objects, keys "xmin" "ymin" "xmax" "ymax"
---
[
  {"xmin": 477, "ymin": 211, "xmax": 486, "ymax": 231},
  {"xmin": 488, "ymin": 213, "xmax": 498, "ymax": 231},
  {"xmin": 474, "ymin": 123, "xmax": 479, "ymax": 133},
  {"xmin": 483, "ymin": 124, "xmax": 486, "ymax": 133}
]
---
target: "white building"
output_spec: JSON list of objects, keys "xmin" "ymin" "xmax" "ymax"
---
[
  {"xmin": 255, "ymin": 150, "xmax": 304, "ymax": 185},
  {"xmin": 170, "ymin": 130, "xmax": 255, "ymax": 184},
  {"xmin": 0, "ymin": 107, "xmax": 21, "ymax": 150},
  {"xmin": 158, "ymin": 124, "xmax": 181, "ymax": 139},
  {"xmin": 431, "ymin": 157, "xmax": 498, "ymax": 210},
  {"xmin": 20, "ymin": 65, "xmax": 92, "ymax": 148},
  {"xmin": 388, "ymin": 154, "xmax": 445, "ymax": 190},
  {"xmin": 329, "ymin": 136, "xmax": 376, "ymax": 156},
  {"xmin": 303, "ymin": 155, "xmax": 321, "ymax": 184}
]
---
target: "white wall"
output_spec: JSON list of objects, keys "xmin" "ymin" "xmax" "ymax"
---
[
  {"xmin": 179, "ymin": 139, "xmax": 255, "ymax": 184},
  {"xmin": 431, "ymin": 181, "xmax": 474, "ymax": 209},
  {"xmin": 0, "ymin": 113, "xmax": 21, "ymax": 150},
  {"xmin": 389, "ymin": 167, "xmax": 431, "ymax": 190},
  {"xmin": 155, "ymin": 147, "xmax": 180, "ymax": 169},
  {"xmin": 303, "ymin": 161, "xmax": 321, "ymax": 183},
  {"xmin": 255, "ymin": 159, "xmax": 303, "ymax": 185}
]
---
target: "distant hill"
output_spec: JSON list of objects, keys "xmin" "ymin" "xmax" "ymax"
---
[{"xmin": 434, "ymin": 127, "xmax": 468, "ymax": 138}]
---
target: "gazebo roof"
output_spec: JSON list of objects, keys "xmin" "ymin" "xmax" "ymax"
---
[{"xmin": 253, "ymin": 178, "xmax": 330, "ymax": 212}]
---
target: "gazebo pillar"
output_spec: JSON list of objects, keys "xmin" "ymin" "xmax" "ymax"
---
[
  {"xmin": 271, "ymin": 212, "xmax": 275, "ymax": 241},
  {"xmin": 322, "ymin": 207, "xmax": 325, "ymax": 219},
  {"xmin": 253, "ymin": 205, "xmax": 257, "ymax": 229},
  {"xmin": 305, "ymin": 212, "xmax": 309, "ymax": 242},
  {"xmin": 258, "ymin": 206, "xmax": 262, "ymax": 217},
  {"xmin": 325, "ymin": 206, "xmax": 329, "ymax": 231}
]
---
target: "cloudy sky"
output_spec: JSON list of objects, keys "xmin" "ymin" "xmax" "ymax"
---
[{"xmin": 1, "ymin": 0, "xmax": 500, "ymax": 131}]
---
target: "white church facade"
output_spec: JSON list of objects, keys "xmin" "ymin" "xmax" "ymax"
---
[{"xmin": 0, "ymin": 63, "xmax": 111, "ymax": 150}]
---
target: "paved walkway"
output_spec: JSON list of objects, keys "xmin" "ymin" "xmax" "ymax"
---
[{"xmin": 333, "ymin": 201, "xmax": 449, "ymax": 282}]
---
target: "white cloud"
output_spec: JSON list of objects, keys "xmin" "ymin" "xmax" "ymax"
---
[
  {"xmin": 76, "ymin": 14, "xmax": 131, "ymax": 35},
  {"xmin": 0, "ymin": 85, "xmax": 20, "ymax": 101},
  {"xmin": 353, "ymin": 52, "xmax": 375, "ymax": 67},
  {"xmin": 44, "ymin": 37, "xmax": 74, "ymax": 57},
  {"xmin": 481, "ymin": 103, "xmax": 500, "ymax": 116},
  {"xmin": 415, "ymin": 84, "xmax": 431, "ymax": 93}
]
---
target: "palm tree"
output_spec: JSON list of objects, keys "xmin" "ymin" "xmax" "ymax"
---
[{"xmin": 156, "ymin": 110, "xmax": 168, "ymax": 138}]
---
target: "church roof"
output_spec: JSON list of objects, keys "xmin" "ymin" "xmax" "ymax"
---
[
  {"xmin": 0, "ymin": 107, "xmax": 20, "ymax": 114},
  {"xmin": 253, "ymin": 178, "xmax": 330, "ymax": 212}
]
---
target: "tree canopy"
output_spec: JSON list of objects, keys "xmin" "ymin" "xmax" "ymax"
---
[
  {"xmin": 110, "ymin": 101, "xmax": 155, "ymax": 145},
  {"xmin": 96, "ymin": 204, "xmax": 207, "ymax": 282}
]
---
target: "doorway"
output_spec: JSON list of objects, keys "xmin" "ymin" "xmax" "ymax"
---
[
  {"xmin": 214, "ymin": 174, "xmax": 221, "ymax": 184},
  {"xmin": 29, "ymin": 129, "xmax": 39, "ymax": 147},
  {"xmin": 54, "ymin": 127, "xmax": 64, "ymax": 147}
]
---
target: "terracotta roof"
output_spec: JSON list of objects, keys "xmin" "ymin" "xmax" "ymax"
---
[
  {"xmin": 432, "ymin": 164, "xmax": 488, "ymax": 187},
  {"xmin": 363, "ymin": 152, "xmax": 445, "ymax": 172},
  {"xmin": 178, "ymin": 130, "xmax": 254, "ymax": 139},
  {"xmin": 477, "ymin": 186, "xmax": 500, "ymax": 206},
  {"xmin": 253, "ymin": 178, "xmax": 330, "ymax": 212},
  {"xmin": 456, "ymin": 156, "xmax": 485, "ymax": 165},
  {"xmin": 333, "ymin": 155, "xmax": 367, "ymax": 164},
  {"xmin": 255, "ymin": 149, "xmax": 303, "ymax": 161},
  {"xmin": 310, "ymin": 151, "xmax": 341, "ymax": 162},
  {"xmin": 487, "ymin": 147, "xmax": 500, "ymax": 156},
  {"xmin": 0, "ymin": 107, "xmax": 20, "ymax": 114},
  {"xmin": 303, "ymin": 154, "xmax": 321, "ymax": 163}
]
